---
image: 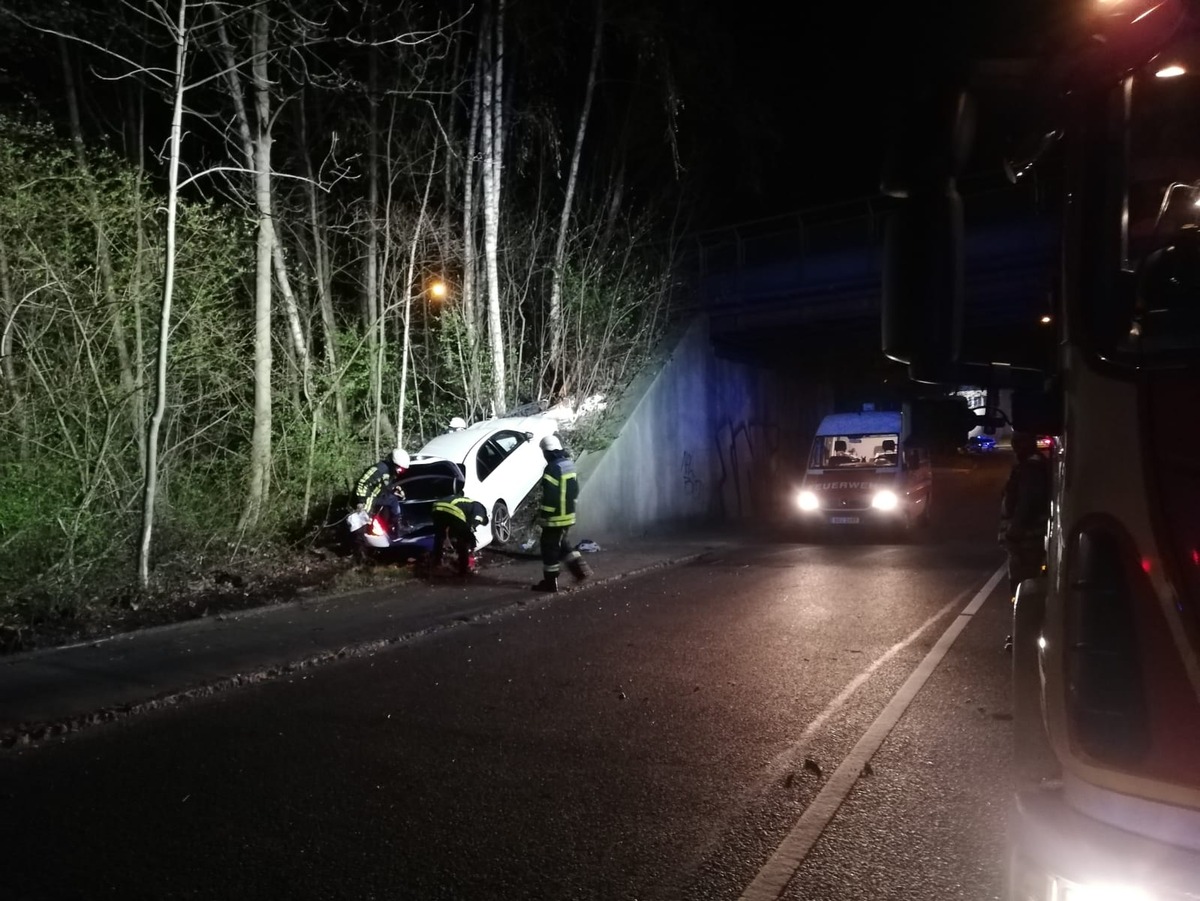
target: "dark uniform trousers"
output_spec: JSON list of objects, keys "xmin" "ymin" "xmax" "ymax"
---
[{"xmin": 540, "ymin": 527, "xmax": 582, "ymax": 575}]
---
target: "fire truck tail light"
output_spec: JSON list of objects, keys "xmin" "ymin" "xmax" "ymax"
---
[{"xmin": 1066, "ymin": 524, "xmax": 1151, "ymax": 765}]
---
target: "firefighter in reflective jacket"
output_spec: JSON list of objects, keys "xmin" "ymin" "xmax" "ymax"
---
[
  {"xmin": 430, "ymin": 493, "xmax": 489, "ymax": 575},
  {"xmin": 353, "ymin": 448, "xmax": 410, "ymax": 536},
  {"xmin": 532, "ymin": 434, "xmax": 591, "ymax": 592}
]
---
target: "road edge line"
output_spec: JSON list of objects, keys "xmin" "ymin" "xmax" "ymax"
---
[{"xmin": 738, "ymin": 563, "xmax": 1007, "ymax": 901}]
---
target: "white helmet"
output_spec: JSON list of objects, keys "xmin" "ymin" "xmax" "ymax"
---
[
  {"xmin": 391, "ymin": 448, "xmax": 410, "ymax": 469},
  {"xmin": 539, "ymin": 434, "xmax": 563, "ymax": 453},
  {"xmin": 449, "ymin": 416, "xmax": 467, "ymax": 431}
]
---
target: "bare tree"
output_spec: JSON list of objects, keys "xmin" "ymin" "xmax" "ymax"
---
[
  {"xmin": 395, "ymin": 141, "xmax": 440, "ymax": 446},
  {"xmin": 214, "ymin": 6, "xmax": 313, "ymax": 529},
  {"xmin": 546, "ymin": 0, "xmax": 603, "ymax": 395},
  {"xmin": 139, "ymin": 0, "xmax": 190, "ymax": 585},
  {"xmin": 297, "ymin": 91, "xmax": 346, "ymax": 429},
  {"xmin": 58, "ymin": 35, "xmax": 145, "ymax": 470},
  {"xmin": 479, "ymin": 0, "xmax": 508, "ymax": 416}
]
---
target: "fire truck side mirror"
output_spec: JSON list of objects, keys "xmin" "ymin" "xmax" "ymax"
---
[
  {"xmin": 882, "ymin": 191, "xmax": 964, "ymax": 384},
  {"xmin": 880, "ymin": 86, "xmax": 972, "ymax": 385}
]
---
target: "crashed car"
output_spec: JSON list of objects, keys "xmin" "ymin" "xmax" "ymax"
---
[{"xmin": 390, "ymin": 415, "xmax": 562, "ymax": 553}]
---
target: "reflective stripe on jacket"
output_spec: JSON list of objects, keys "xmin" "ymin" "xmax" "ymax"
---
[
  {"xmin": 433, "ymin": 497, "xmax": 488, "ymax": 528},
  {"xmin": 354, "ymin": 460, "xmax": 392, "ymax": 506},
  {"xmin": 433, "ymin": 498, "xmax": 467, "ymax": 523},
  {"xmin": 539, "ymin": 454, "xmax": 578, "ymax": 527}
]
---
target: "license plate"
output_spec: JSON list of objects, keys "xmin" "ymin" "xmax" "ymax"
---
[{"xmin": 830, "ymin": 516, "xmax": 860, "ymax": 524}]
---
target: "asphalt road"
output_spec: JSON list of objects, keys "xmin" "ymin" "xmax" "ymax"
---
[{"xmin": 0, "ymin": 455, "xmax": 1014, "ymax": 901}]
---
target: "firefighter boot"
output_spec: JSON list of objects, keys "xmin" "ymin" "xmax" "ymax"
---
[
  {"xmin": 567, "ymin": 556, "xmax": 592, "ymax": 583},
  {"xmin": 531, "ymin": 573, "xmax": 558, "ymax": 592}
]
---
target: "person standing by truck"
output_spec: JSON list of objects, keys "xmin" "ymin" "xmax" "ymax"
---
[{"xmin": 999, "ymin": 431, "xmax": 1050, "ymax": 602}]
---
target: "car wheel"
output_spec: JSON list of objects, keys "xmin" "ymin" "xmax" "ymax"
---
[{"xmin": 491, "ymin": 500, "xmax": 512, "ymax": 546}]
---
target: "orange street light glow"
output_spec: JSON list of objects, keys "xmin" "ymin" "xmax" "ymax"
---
[{"xmin": 429, "ymin": 280, "xmax": 448, "ymax": 299}]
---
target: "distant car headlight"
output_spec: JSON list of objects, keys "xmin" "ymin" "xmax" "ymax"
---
[
  {"xmin": 871, "ymin": 490, "xmax": 899, "ymax": 511},
  {"xmin": 797, "ymin": 490, "xmax": 819, "ymax": 512}
]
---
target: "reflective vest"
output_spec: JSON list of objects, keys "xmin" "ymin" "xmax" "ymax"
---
[
  {"xmin": 539, "ymin": 455, "xmax": 578, "ymax": 527},
  {"xmin": 433, "ymin": 497, "xmax": 487, "ymax": 528},
  {"xmin": 355, "ymin": 460, "xmax": 394, "ymax": 506}
]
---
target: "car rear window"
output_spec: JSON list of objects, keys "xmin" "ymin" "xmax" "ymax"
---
[{"xmin": 396, "ymin": 463, "xmax": 462, "ymax": 501}]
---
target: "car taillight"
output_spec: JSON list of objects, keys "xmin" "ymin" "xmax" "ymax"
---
[
  {"xmin": 1065, "ymin": 523, "xmax": 1150, "ymax": 765},
  {"xmin": 368, "ymin": 516, "xmax": 388, "ymax": 538}
]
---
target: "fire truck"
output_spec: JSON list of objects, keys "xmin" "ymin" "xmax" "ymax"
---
[{"xmin": 881, "ymin": 1, "xmax": 1200, "ymax": 898}]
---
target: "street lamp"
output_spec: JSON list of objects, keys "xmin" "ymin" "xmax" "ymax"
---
[{"xmin": 428, "ymin": 279, "xmax": 448, "ymax": 300}]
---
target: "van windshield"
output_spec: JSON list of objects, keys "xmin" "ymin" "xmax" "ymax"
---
[{"xmin": 811, "ymin": 434, "xmax": 900, "ymax": 470}]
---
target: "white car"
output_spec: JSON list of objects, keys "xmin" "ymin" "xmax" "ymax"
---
[{"xmin": 392, "ymin": 415, "xmax": 560, "ymax": 552}]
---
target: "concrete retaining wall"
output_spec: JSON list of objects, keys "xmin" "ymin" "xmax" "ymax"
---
[{"xmin": 573, "ymin": 314, "xmax": 832, "ymax": 541}]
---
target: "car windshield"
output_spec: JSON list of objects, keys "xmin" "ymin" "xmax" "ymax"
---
[
  {"xmin": 810, "ymin": 433, "xmax": 900, "ymax": 469},
  {"xmin": 1119, "ymin": 48, "xmax": 1200, "ymax": 360}
]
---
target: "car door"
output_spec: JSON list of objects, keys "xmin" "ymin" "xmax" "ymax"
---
[{"xmin": 474, "ymin": 430, "xmax": 532, "ymax": 504}]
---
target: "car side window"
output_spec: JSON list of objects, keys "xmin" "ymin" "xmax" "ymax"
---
[
  {"xmin": 476, "ymin": 440, "xmax": 505, "ymax": 481},
  {"xmin": 492, "ymin": 431, "xmax": 523, "ymax": 456}
]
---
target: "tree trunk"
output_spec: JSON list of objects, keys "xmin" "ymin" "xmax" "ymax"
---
[
  {"xmin": 396, "ymin": 143, "xmax": 439, "ymax": 447},
  {"xmin": 480, "ymin": 0, "xmax": 508, "ymax": 416},
  {"xmin": 547, "ymin": 0, "xmax": 603, "ymax": 392},
  {"xmin": 366, "ymin": 39, "xmax": 384, "ymax": 457},
  {"xmin": 239, "ymin": 5, "xmax": 275, "ymax": 530},
  {"xmin": 59, "ymin": 35, "xmax": 144, "ymax": 467},
  {"xmin": 139, "ymin": 0, "xmax": 189, "ymax": 586},
  {"xmin": 299, "ymin": 94, "xmax": 345, "ymax": 429},
  {"xmin": 0, "ymin": 235, "xmax": 26, "ymax": 460},
  {"xmin": 462, "ymin": 45, "xmax": 481, "ymax": 356},
  {"xmin": 129, "ymin": 72, "xmax": 149, "ymax": 481},
  {"xmin": 215, "ymin": 14, "xmax": 310, "ymax": 396}
]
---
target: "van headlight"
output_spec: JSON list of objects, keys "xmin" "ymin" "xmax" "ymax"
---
[
  {"xmin": 871, "ymin": 490, "xmax": 899, "ymax": 511},
  {"xmin": 797, "ymin": 490, "xmax": 819, "ymax": 511}
]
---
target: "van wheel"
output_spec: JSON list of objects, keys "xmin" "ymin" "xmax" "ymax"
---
[{"xmin": 491, "ymin": 500, "xmax": 512, "ymax": 546}]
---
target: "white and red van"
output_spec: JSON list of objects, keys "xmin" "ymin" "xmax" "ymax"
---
[{"xmin": 794, "ymin": 407, "xmax": 932, "ymax": 533}]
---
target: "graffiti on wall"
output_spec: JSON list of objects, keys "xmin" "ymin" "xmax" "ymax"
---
[
  {"xmin": 680, "ymin": 451, "xmax": 704, "ymax": 496},
  {"xmin": 714, "ymin": 418, "xmax": 782, "ymax": 519}
]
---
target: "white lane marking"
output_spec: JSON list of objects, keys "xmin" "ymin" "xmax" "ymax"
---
[
  {"xmin": 756, "ymin": 586, "xmax": 971, "ymax": 786},
  {"xmin": 738, "ymin": 564, "xmax": 1007, "ymax": 901}
]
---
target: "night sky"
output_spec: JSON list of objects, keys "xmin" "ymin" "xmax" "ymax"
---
[{"xmin": 695, "ymin": 0, "xmax": 1054, "ymax": 227}]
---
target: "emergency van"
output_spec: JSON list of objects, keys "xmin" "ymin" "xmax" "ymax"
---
[{"xmin": 794, "ymin": 407, "xmax": 932, "ymax": 533}]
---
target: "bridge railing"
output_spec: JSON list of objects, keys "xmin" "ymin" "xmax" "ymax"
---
[{"xmin": 676, "ymin": 176, "xmax": 1047, "ymax": 311}]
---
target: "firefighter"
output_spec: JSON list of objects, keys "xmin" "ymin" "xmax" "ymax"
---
[
  {"xmin": 531, "ymin": 434, "xmax": 591, "ymax": 592},
  {"xmin": 429, "ymin": 492, "xmax": 489, "ymax": 576},
  {"xmin": 353, "ymin": 448, "xmax": 410, "ymax": 536}
]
